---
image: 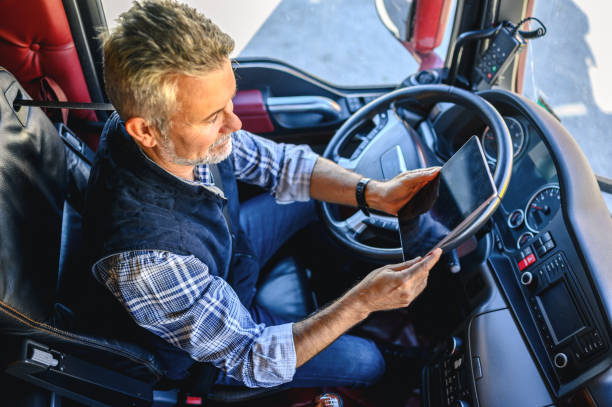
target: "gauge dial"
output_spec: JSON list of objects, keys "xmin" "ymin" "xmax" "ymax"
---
[
  {"xmin": 525, "ymin": 184, "xmax": 561, "ymax": 233},
  {"xmin": 481, "ymin": 116, "xmax": 525, "ymax": 161},
  {"xmin": 507, "ymin": 209, "xmax": 525, "ymax": 229},
  {"xmin": 517, "ymin": 231, "xmax": 534, "ymax": 249}
]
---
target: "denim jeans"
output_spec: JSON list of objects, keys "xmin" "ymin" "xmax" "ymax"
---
[{"xmin": 214, "ymin": 194, "xmax": 385, "ymax": 388}]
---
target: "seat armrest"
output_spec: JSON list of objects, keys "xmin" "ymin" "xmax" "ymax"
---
[{"xmin": 4, "ymin": 339, "xmax": 153, "ymax": 407}]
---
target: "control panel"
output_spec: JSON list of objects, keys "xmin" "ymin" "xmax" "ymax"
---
[
  {"xmin": 514, "ymin": 231, "xmax": 609, "ymax": 381},
  {"xmin": 425, "ymin": 336, "xmax": 473, "ymax": 407},
  {"xmin": 475, "ymin": 26, "xmax": 526, "ymax": 86}
]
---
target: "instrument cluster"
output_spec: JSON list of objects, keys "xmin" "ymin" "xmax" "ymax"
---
[{"xmin": 481, "ymin": 114, "xmax": 561, "ymax": 250}]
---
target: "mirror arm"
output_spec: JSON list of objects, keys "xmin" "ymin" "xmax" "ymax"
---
[{"xmin": 447, "ymin": 25, "xmax": 502, "ymax": 87}]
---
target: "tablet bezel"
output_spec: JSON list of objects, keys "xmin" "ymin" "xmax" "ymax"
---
[{"xmin": 398, "ymin": 136, "xmax": 499, "ymax": 259}]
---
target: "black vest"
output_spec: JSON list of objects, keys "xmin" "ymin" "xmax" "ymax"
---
[{"xmin": 82, "ymin": 112, "xmax": 260, "ymax": 380}]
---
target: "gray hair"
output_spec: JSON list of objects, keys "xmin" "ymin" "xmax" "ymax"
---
[{"xmin": 101, "ymin": 0, "xmax": 234, "ymax": 134}]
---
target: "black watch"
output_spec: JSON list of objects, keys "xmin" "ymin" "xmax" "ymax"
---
[{"xmin": 356, "ymin": 177, "xmax": 371, "ymax": 216}]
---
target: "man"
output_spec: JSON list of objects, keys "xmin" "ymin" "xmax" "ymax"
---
[{"xmin": 84, "ymin": 0, "xmax": 441, "ymax": 390}]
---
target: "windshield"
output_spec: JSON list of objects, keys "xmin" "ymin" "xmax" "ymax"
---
[
  {"xmin": 523, "ymin": 0, "xmax": 612, "ymax": 211},
  {"xmin": 102, "ymin": 0, "xmax": 453, "ymax": 87}
]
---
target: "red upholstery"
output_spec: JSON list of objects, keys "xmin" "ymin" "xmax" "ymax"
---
[
  {"xmin": 0, "ymin": 0, "xmax": 97, "ymax": 123},
  {"xmin": 233, "ymin": 89, "xmax": 274, "ymax": 134}
]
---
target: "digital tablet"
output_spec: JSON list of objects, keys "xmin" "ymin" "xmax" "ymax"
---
[{"xmin": 398, "ymin": 136, "xmax": 498, "ymax": 260}]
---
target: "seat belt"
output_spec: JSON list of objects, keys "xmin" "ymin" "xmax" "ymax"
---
[
  {"xmin": 39, "ymin": 76, "xmax": 70, "ymax": 124},
  {"xmin": 208, "ymin": 164, "xmax": 232, "ymax": 234}
]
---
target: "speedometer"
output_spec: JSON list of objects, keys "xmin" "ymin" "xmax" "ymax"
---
[
  {"xmin": 481, "ymin": 116, "xmax": 525, "ymax": 161},
  {"xmin": 525, "ymin": 184, "xmax": 561, "ymax": 233}
]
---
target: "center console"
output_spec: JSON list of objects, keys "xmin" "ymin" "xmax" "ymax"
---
[
  {"xmin": 491, "ymin": 212, "xmax": 612, "ymax": 399},
  {"xmin": 516, "ymin": 233, "xmax": 608, "ymax": 377}
]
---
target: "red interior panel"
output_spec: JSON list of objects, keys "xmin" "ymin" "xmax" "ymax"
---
[
  {"xmin": 0, "ymin": 0, "xmax": 97, "ymax": 123},
  {"xmin": 233, "ymin": 89, "xmax": 274, "ymax": 134}
]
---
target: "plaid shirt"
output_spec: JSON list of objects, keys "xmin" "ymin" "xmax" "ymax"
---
[{"xmin": 93, "ymin": 130, "xmax": 318, "ymax": 387}]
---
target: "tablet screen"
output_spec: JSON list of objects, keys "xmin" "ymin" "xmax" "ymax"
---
[{"xmin": 398, "ymin": 136, "xmax": 497, "ymax": 260}]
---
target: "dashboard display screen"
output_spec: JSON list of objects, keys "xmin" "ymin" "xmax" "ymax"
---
[
  {"xmin": 398, "ymin": 136, "xmax": 497, "ymax": 259},
  {"xmin": 538, "ymin": 280, "xmax": 585, "ymax": 344}
]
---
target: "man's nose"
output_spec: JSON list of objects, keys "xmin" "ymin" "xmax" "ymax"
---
[{"xmin": 225, "ymin": 109, "xmax": 242, "ymax": 133}]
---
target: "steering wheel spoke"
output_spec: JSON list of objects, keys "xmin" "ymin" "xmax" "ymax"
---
[
  {"xmin": 333, "ymin": 209, "xmax": 367, "ymax": 239},
  {"xmin": 335, "ymin": 156, "xmax": 359, "ymax": 171}
]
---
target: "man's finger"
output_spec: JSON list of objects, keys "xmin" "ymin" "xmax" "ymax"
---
[
  {"xmin": 387, "ymin": 256, "xmax": 422, "ymax": 271},
  {"xmin": 400, "ymin": 248, "xmax": 443, "ymax": 275},
  {"xmin": 406, "ymin": 166, "xmax": 441, "ymax": 178}
]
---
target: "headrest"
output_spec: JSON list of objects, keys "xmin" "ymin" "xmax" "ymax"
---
[
  {"xmin": 0, "ymin": 67, "xmax": 67, "ymax": 323},
  {"xmin": 0, "ymin": 0, "xmax": 97, "ymax": 123}
]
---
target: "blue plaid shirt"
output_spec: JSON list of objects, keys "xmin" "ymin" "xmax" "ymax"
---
[{"xmin": 93, "ymin": 130, "xmax": 318, "ymax": 387}]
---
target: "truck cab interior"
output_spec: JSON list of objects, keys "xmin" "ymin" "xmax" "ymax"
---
[{"xmin": 0, "ymin": 0, "xmax": 610, "ymax": 406}]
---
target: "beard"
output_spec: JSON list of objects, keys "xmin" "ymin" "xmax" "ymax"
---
[{"xmin": 159, "ymin": 133, "xmax": 233, "ymax": 166}]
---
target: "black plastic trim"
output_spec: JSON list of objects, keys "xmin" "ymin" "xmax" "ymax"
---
[
  {"xmin": 4, "ymin": 339, "xmax": 153, "ymax": 407},
  {"xmin": 61, "ymin": 0, "xmax": 108, "ymax": 120}
]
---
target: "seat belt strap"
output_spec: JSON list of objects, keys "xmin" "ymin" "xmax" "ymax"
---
[{"xmin": 39, "ymin": 76, "xmax": 69, "ymax": 124}]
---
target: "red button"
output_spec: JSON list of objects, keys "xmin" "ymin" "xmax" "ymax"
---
[
  {"xmin": 185, "ymin": 396, "xmax": 202, "ymax": 405},
  {"xmin": 30, "ymin": 43, "xmax": 40, "ymax": 51},
  {"xmin": 518, "ymin": 254, "xmax": 536, "ymax": 271}
]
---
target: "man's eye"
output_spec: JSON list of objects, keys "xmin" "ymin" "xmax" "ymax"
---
[{"xmin": 208, "ymin": 114, "xmax": 219, "ymax": 124}]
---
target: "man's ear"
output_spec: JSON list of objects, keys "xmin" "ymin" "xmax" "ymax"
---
[{"xmin": 124, "ymin": 117, "xmax": 159, "ymax": 148}]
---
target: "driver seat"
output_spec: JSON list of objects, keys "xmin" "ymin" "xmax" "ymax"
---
[{"xmin": 0, "ymin": 67, "xmax": 316, "ymax": 405}]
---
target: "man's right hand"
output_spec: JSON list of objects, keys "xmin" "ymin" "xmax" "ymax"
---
[
  {"xmin": 344, "ymin": 248, "xmax": 443, "ymax": 318},
  {"xmin": 292, "ymin": 248, "xmax": 442, "ymax": 367}
]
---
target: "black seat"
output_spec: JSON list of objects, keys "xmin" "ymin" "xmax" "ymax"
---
[
  {"xmin": 0, "ymin": 66, "xmax": 165, "ymax": 405},
  {"xmin": 0, "ymin": 67, "xmax": 317, "ymax": 406}
]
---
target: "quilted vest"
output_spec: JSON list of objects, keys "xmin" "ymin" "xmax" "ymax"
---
[{"xmin": 82, "ymin": 112, "xmax": 260, "ymax": 379}]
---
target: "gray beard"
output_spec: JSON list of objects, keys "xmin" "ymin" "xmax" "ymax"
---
[{"xmin": 159, "ymin": 133, "xmax": 232, "ymax": 166}]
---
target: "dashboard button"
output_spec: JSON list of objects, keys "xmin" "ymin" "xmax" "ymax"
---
[
  {"xmin": 554, "ymin": 353, "xmax": 568, "ymax": 368},
  {"xmin": 521, "ymin": 246, "xmax": 533, "ymax": 257},
  {"xmin": 520, "ymin": 271, "xmax": 535, "ymax": 286},
  {"xmin": 536, "ymin": 245, "xmax": 546, "ymax": 257}
]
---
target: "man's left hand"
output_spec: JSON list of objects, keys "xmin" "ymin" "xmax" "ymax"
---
[{"xmin": 366, "ymin": 167, "xmax": 441, "ymax": 215}]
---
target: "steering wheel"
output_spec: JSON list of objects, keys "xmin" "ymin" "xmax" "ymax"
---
[{"xmin": 319, "ymin": 85, "xmax": 513, "ymax": 261}]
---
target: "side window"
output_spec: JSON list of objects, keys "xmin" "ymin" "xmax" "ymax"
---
[
  {"xmin": 523, "ymin": 0, "xmax": 612, "ymax": 211},
  {"xmin": 101, "ymin": 0, "xmax": 454, "ymax": 87}
]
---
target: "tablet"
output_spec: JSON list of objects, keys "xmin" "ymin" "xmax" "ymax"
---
[{"xmin": 398, "ymin": 136, "xmax": 498, "ymax": 260}]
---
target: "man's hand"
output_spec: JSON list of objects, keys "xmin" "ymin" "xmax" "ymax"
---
[
  {"xmin": 343, "ymin": 248, "xmax": 442, "ymax": 317},
  {"xmin": 366, "ymin": 167, "xmax": 441, "ymax": 215},
  {"xmin": 292, "ymin": 249, "xmax": 442, "ymax": 367}
]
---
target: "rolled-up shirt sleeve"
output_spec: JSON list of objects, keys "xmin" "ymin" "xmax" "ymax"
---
[
  {"xmin": 230, "ymin": 130, "xmax": 319, "ymax": 203},
  {"xmin": 93, "ymin": 250, "xmax": 296, "ymax": 388}
]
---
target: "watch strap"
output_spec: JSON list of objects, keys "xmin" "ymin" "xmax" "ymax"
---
[{"xmin": 356, "ymin": 177, "xmax": 371, "ymax": 216}]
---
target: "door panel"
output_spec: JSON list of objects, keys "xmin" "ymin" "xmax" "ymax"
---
[{"xmin": 233, "ymin": 58, "xmax": 394, "ymax": 147}]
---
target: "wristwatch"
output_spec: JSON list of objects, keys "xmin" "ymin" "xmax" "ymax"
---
[{"xmin": 356, "ymin": 177, "xmax": 371, "ymax": 216}]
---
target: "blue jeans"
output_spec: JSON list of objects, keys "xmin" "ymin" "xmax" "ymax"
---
[{"xmin": 215, "ymin": 194, "xmax": 385, "ymax": 388}]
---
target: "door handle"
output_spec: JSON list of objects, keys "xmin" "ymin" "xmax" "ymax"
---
[{"xmin": 267, "ymin": 96, "xmax": 342, "ymax": 126}]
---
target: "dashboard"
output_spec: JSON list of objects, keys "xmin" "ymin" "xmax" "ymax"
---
[{"xmin": 421, "ymin": 89, "xmax": 612, "ymax": 407}]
